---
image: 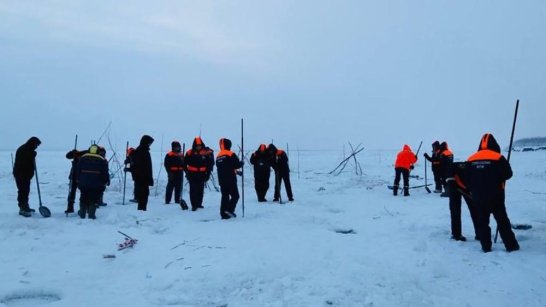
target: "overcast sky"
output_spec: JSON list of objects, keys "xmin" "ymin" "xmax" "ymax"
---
[{"xmin": 1, "ymin": 1, "xmax": 545, "ymax": 154}]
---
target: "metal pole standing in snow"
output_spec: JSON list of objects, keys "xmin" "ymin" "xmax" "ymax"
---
[
  {"xmin": 495, "ymin": 99, "xmax": 519, "ymax": 243},
  {"xmin": 154, "ymin": 134, "xmax": 164, "ymax": 196},
  {"xmin": 122, "ymin": 141, "xmax": 129, "ymax": 205},
  {"xmin": 241, "ymin": 118, "xmax": 245, "ymax": 218}
]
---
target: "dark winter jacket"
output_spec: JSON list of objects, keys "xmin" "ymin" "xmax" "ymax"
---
[
  {"xmin": 13, "ymin": 137, "xmax": 41, "ymax": 180},
  {"xmin": 184, "ymin": 137, "xmax": 214, "ymax": 180},
  {"xmin": 250, "ymin": 144, "xmax": 271, "ymax": 178},
  {"xmin": 438, "ymin": 142, "xmax": 454, "ymax": 180},
  {"xmin": 132, "ymin": 135, "xmax": 154, "ymax": 186},
  {"xmin": 164, "ymin": 141, "xmax": 184, "ymax": 178},
  {"xmin": 77, "ymin": 146, "xmax": 109, "ymax": 191},
  {"xmin": 268, "ymin": 144, "xmax": 290, "ymax": 173},
  {"xmin": 216, "ymin": 138, "xmax": 244, "ymax": 186},
  {"xmin": 466, "ymin": 134, "xmax": 513, "ymax": 208},
  {"xmin": 124, "ymin": 147, "xmax": 136, "ymax": 181},
  {"xmin": 66, "ymin": 149, "xmax": 88, "ymax": 180},
  {"xmin": 424, "ymin": 141, "xmax": 441, "ymax": 170}
]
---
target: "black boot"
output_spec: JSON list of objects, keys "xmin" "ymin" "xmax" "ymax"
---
[
  {"xmin": 451, "ymin": 235, "xmax": 467, "ymax": 242},
  {"xmin": 78, "ymin": 202, "xmax": 87, "ymax": 219},
  {"xmin": 403, "ymin": 187, "xmax": 410, "ymax": 197},
  {"xmin": 19, "ymin": 209, "xmax": 31, "ymax": 217},
  {"xmin": 88, "ymin": 203, "xmax": 97, "ymax": 220},
  {"xmin": 65, "ymin": 202, "xmax": 75, "ymax": 214},
  {"xmin": 393, "ymin": 186, "xmax": 398, "ymax": 196}
]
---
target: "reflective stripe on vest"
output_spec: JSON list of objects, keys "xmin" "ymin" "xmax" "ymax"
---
[{"xmin": 187, "ymin": 166, "xmax": 207, "ymax": 172}]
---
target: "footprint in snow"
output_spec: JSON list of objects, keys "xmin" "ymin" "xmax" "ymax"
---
[{"xmin": 1, "ymin": 290, "xmax": 61, "ymax": 306}]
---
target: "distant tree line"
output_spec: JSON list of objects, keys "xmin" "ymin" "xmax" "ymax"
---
[{"xmin": 509, "ymin": 137, "xmax": 546, "ymax": 152}]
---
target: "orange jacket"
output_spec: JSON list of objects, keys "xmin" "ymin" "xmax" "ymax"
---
[{"xmin": 395, "ymin": 145, "xmax": 417, "ymax": 170}]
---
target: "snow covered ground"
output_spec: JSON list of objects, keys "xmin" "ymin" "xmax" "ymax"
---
[{"xmin": 0, "ymin": 149, "xmax": 545, "ymax": 307}]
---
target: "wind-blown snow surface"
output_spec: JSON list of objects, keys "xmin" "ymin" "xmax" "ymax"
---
[{"xmin": 0, "ymin": 150, "xmax": 545, "ymax": 307}]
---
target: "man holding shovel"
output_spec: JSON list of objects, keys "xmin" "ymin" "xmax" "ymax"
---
[{"xmin": 13, "ymin": 137, "xmax": 41, "ymax": 217}]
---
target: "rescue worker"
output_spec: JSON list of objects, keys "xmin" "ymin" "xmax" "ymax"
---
[
  {"xmin": 268, "ymin": 144, "xmax": 294, "ymax": 202},
  {"xmin": 393, "ymin": 144, "xmax": 417, "ymax": 196},
  {"xmin": 250, "ymin": 144, "xmax": 271, "ymax": 202},
  {"xmin": 164, "ymin": 141, "xmax": 184, "ymax": 205},
  {"xmin": 445, "ymin": 162, "xmax": 479, "ymax": 241},
  {"xmin": 216, "ymin": 138, "xmax": 244, "ymax": 219},
  {"xmin": 76, "ymin": 145, "xmax": 109, "ymax": 219},
  {"xmin": 65, "ymin": 148, "xmax": 88, "ymax": 214},
  {"xmin": 438, "ymin": 142, "xmax": 454, "ymax": 197},
  {"xmin": 97, "ymin": 146, "xmax": 109, "ymax": 206},
  {"xmin": 132, "ymin": 135, "xmax": 154, "ymax": 211},
  {"xmin": 423, "ymin": 141, "xmax": 442, "ymax": 193},
  {"xmin": 466, "ymin": 133, "xmax": 519, "ymax": 253},
  {"xmin": 124, "ymin": 147, "xmax": 138, "ymax": 203},
  {"xmin": 13, "ymin": 137, "xmax": 41, "ymax": 217},
  {"xmin": 184, "ymin": 137, "xmax": 214, "ymax": 211}
]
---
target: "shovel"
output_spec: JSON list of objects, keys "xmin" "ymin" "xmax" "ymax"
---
[
  {"xmin": 424, "ymin": 160, "xmax": 432, "ymax": 193},
  {"xmin": 34, "ymin": 160, "xmax": 51, "ymax": 218},
  {"xmin": 179, "ymin": 143, "xmax": 189, "ymax": 210}
]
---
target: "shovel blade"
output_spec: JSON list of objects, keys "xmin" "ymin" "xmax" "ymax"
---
[
  {"xmin": 39, "ymin": 206, "xmax": 51, "ymax": 218},
  {"xmin": 180, "ymin": 200, "xmax": 189, "ymax": 210}
]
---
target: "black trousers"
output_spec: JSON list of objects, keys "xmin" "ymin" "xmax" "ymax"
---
[
  {"xmin": 475, "ymin": 197, "xmax": 519, "ymax": 251},
  {"xmin": 432, "ymin": 165, "xmax": 442, "ymax": 191},
  {"xmin": 393, "ymin": 168, "xmax": 410, "ymax": 189},
  {"xmin": 165, "ymin": 174, "xmax": 182, "ymax": 204},
  {"xmin": 134, "ymin": 181, "xmax": 150, "ymax": 211},
  {"xmin": 220, "ymin": 183, "xmax": 239, "ymax": 218},
  {"xmin": 448, "ymin": 182, "xmax": 479, "ymax": 238},
  {"xmin": 188, "ymin": 178, "xmax": 206, "ymax": 209},
  {"xmin": 274, "ymin": 171, "xmax": 293, "ymax": 200},
  {"xmin": 79, "ymin": 188, "xmax": 101, "ymax": 218},
  {"xmin": 67, "ymin": 177, "xmax": 79, "ymax": 212},
  {"xmin": 15, "ymin": 177, "xmax": 31, "ymax": 210},
  {"xmin": 254, "ymin": 173, "xmax": 270, "ymax": 201}
]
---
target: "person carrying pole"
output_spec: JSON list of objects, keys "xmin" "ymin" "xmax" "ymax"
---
[{"xmin": 466, "ymin": 133, "xmax": 519, "ymax": 253}]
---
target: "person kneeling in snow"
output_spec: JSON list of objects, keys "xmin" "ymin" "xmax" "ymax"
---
[
  {"xmin": 216, "ymin": 138, "xmax": 244, "ymax": 219},
  {"xmin": 76, "ymin": 145, "xmax": 109, "ymax": 219}
]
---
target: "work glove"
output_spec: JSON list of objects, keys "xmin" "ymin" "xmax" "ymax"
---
[
  {"xmin": 424, "ymin": 153, "xmax": 430, "ymax": 159},
  {"xmin": 410, "ymin": 165, "xmax": 415, "ymax": 170}
]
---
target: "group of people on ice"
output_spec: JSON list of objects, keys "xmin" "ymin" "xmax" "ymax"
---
[
  {"xmin": 12, "ymin": 135, "xmax": 294, "ymax": 221},
  {"xmin": 12, "ymin": 132, "xmax": 520, "ymax": 253},
  {"xmin": 392, "ymin": 133, "xmax": 520, "ymax": 253}
]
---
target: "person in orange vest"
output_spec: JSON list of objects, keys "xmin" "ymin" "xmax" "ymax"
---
[
  {"xmin": 124, "ymin": 147, "xmax": 138, "ymax": 203},
  {"xmin": 216, "ymin": 138, "xmax": 244, "ymax": 219},
  {"xmin": 250, "ymin": 144, "xmax": 271, "ymax": 202},
  {"xmin": 393, "ymin": 144, "xmax": 418, "ymax": 196},
  {"xmin": 423, "ymin": 141, "xmax": 442, "ymax": 193},
  {"xmin": 184, "ymin": 137, "xmax": 214, "ymax": 211},
  {"xmin": 438, "ymin": 142, "xmax": 454, "ymax": 197},
  {"xmin": 466, "ymin": 133, "xmax": 519, "ymax": 253},
  {"xmin": 268, "ymin": 144, "xmax": 294, "ymax": 202},
  {"xmin": 164, "ymin": 141, "xmax": 184, "ymax": 205},
  {"xmin": 76, "ymin": 145, "xmax": 109, "ymax": 219}
]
